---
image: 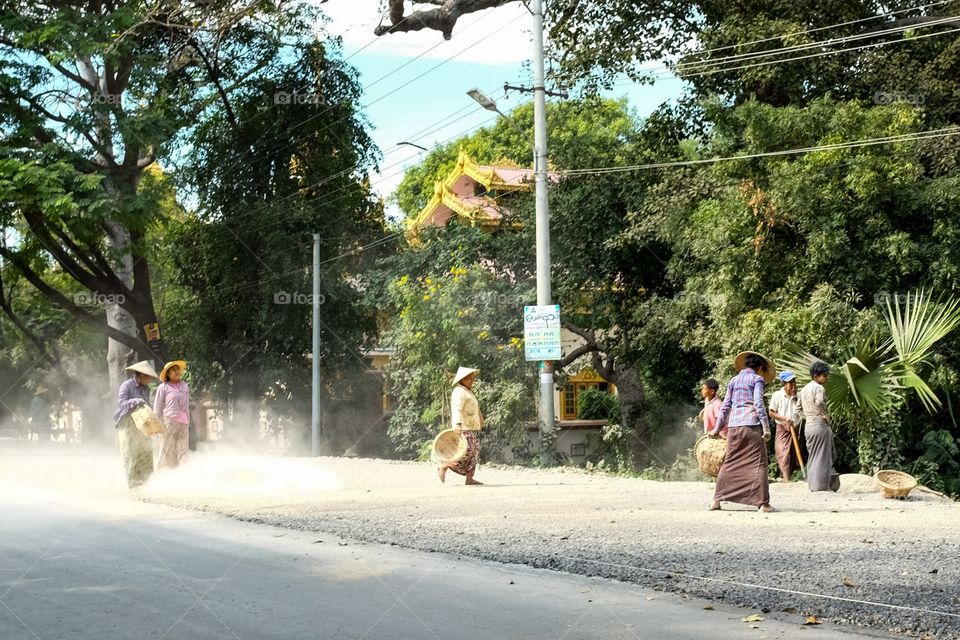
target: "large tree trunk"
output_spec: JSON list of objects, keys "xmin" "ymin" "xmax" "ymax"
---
[
  {"xmin": 102, "ymin": 219, "xmax": 139, "ymax": 442},
  {"xmin": 614, "ymin": 368, "xmax": 643, "ymax": 432}
]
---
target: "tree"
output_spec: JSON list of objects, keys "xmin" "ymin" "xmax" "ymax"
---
[
  {"xmin": 165, "ymin": 38, "xmax": 384, "ymax": 445},
  {"xmin": 0, "ymin": 1, "xmax": 314, "ymax": 421},
  {"xmin": 381, "ymin": 254, "xmax": 536, "ymax": 459},
  {"xmin": 387, "ymin": 98, "xmax": 695, "ymax": 462}
]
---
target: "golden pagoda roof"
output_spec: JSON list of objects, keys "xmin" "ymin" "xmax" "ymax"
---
[{"xmin": 409, "ymin": 150, "xmax": 536, "ymax": 232}]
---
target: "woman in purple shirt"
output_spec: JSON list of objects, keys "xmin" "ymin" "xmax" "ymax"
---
[
  {"xmin": 114, "ymin": 360, "xmax": 159, "ymax": 488},
  {"xmin": 155, "ymin": 360, "xmax": 190, "ymax": 469},
  {"xmin": 708, "ymin": 351, "xmax": 777, "ymax": 513}
]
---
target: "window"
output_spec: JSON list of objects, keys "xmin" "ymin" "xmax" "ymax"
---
[{"xmin": 560, "ymin": 381, "xmax": 610, "ymax": 420}]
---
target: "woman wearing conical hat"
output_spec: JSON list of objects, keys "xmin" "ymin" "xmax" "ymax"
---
[
  {"xmin": 708, "ymin": 351, "xmax": 777, "ymax": 512},
  {"xmin": 439, "ymin": 367, "xmax": 484, "ymax": 485},
  {"xmin": 154, "ymin": 360, "xmax": 190, "ymax": 469},
  {"xmin": 113, "ymin": 360, "xmax": 159, "ymax": 488}
]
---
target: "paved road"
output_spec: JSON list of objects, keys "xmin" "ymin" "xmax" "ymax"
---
[{"xmin": 0, "ymin": 484, "xmax": 889, "ymax": 640}]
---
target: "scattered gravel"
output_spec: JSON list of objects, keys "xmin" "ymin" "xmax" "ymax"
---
[
  {"xmin": 2, "ymin": 446, "xmax": 958, "ymax": 639},
  {"xmin": 145, "ymin": 457, "xmax": 960, "ymax": 639}
]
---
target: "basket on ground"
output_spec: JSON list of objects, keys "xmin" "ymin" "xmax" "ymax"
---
[
  {"xmin": 432, "ymin": 429, "xmax": 468, "ymax": 463},
  {"xmin": 876, "ymin": 469, "xmax": 917, "ymax": 499},
  {"xmin": 694, "ymin": 435, "xmax": 727, "ymax": 477},
  {"xmin": 130, "ymin": 404, "xmax": 164, "ymax": 436}
]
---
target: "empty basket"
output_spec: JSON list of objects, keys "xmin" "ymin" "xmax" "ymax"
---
[
  {"xmin": 876, "ymin": 469, "xmax": 917, "ymax": 499},
  {"xmin": 694, "ymin": 435, "xmax": 727, "ymax": 477},
  {"xmin": 432, "ymin": 429, "xmax": 468, "ymax": 463}
]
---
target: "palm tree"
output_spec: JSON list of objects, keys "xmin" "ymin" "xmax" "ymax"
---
[{"xmin": 780, "ymin": 290, "xmax": 960, "ymax": 472}]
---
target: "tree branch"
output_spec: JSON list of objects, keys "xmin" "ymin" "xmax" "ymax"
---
[
  {"xmin": 0, "ymin": 245, "xmax": 148, "ymax": 354},
  {"xmin": 21, "ymin": 209, "xmax": 127, "ymax": 301},
  {"xmin": 188, "ymin": 37, "xmax": 240, "ymax": 134},
  {"xmin": 0, "ymin": 271, "xmax": 61, "ymax": 370},
  {"xmin": 374, "ymin": 0, "xmax": 518, "ymax": 39}
]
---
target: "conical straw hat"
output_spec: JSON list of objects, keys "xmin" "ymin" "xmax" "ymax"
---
[
  {"xmin": 125, "ymin": 360, "xmax": 159, "ymax": 379},
  {"xmin": 451, "ymin": 366, "xmax": 479, "ymax": 387},
  {"xmin": 734, "ymin": 351, "xmax": 777, "ymax": 384}
]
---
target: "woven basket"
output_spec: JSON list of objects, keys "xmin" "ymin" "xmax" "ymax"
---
[
  {"xmin": 694, "ymin": 435, "xmax": 727, "ymax": 477},
  {"xmin": 130, "ymin": 404, "xmax": 165, "ymax": 436},
  {"xmin": 432, "ymin": 429, "xmax": 468, "ymax": 463},
  {"xmin": 876, "ymin": 469, "xmax": 917, "ymax": 499}
]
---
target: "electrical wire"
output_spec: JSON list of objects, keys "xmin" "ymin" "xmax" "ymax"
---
[
  {"xmin": 680, "ymin": 24, "xmax": 960, "ymax": 79},
  {"xmin": 674, "ymin": 14, "xmax": 960, "ymax": 73},
  {"xmin": 559, "ymin": 127, "xmax": 960, "ymax": 177},
  {"xmin": 678, "ymin": 0, "xmax": 954, "ymax": 61},
  {"xmin": 612, "ymin": 5, "xmax": 960, "ymax": 83}
]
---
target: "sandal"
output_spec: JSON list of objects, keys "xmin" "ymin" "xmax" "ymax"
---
[{"xmin": 758, "ymin": 504, "xmax": 775, "ymax": 513}]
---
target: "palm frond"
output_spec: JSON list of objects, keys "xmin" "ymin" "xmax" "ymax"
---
[
  {"xmin": 778, "ymin": 345, "xmax": 901, "ymax": 423},
  {"xmin": 883, "ymin": 290, "xmax": 960, "ymax": 411},
  {"xmin": 885, "ymin": 289, "xmax": 960, "ymax": 369},
  {"xmin": 894, "ymin": 363, "xmax": 942, "ymax": 412}
]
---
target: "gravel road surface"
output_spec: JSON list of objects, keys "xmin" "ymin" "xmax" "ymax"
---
[{"xmin": 2, "ymin": 443, "xmax": 957, "ymax": 639}]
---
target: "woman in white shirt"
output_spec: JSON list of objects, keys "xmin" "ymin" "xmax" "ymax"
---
[{"xmin": 439, "ymin": 366, "xmax": 484, "ymax": 485}]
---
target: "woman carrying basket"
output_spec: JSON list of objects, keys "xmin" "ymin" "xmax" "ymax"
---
[
  {"xmin": 708, "ymin": 351, "xmax": 776, "ymax": 513},
  {"xmin": 439, "ymin": 367, "xmax": 484, "ymax": 485},
  {"xmin": 113, "ymin": 361, "xmax": 159, "ymax": 488}
]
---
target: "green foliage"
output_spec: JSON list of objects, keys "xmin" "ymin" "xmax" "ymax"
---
[
  {"xmin": 576, "ymin": 388, "xmax": 621, "ymax": 422},
  {"xmin": 164, "ymin": 38, "xmax": 383, "ymax": 447},
  {"xmin": 914, "ymin": 429, "xmax": 960, "ymax": 497},
  {"xmin": 382, "ymin": 258, "xmax": 536, "ymax": 458},
  {"xmin": 780, "ymin": 291, "xmax": 960, "ymax": 471}
]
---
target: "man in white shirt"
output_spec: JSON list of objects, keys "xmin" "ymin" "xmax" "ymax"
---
[{"xmin": 768, "ymin": 370, "xmax": 803, "ymax": 482}]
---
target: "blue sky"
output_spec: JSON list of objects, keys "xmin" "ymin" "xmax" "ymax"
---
[{"xmin": 320, "ymin": 0, "xmax": 686, "ymax": 215}]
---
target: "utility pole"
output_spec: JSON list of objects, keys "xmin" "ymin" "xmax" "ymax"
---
[
  {"xmin": 531, "ymin": 0, "xmax": 555, "ymax": 461},
  {"xmin": 312, "ymin": 233, "xmax": 321, "ymax": 456},
  {"xmin": 466, "ymin": 3, "xmax": 562, "ymax": 463}
]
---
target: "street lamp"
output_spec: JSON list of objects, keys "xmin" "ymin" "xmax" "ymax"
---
[
  {"xmin": 397, "ymin": 141, "xmax": 427, "ymax": 151},
  {"xmin": 467, "ymin": 88, "xmax": 498, "ymax": 112},
  {"xmin": 467, "ymin": 88, "xmax": 525, "ymax": 136}
]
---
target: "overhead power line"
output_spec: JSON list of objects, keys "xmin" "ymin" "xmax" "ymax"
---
[
  {"xmin": 560, "ymin": 127, "xmax": 960, "ymax": 176},
  {"xmin": 674, "ymin": 14, "xmax": 960, "ymax": 74},
  {"xmin": 679, "ymin": 0, "xmax": 954, "ymax": 61}
]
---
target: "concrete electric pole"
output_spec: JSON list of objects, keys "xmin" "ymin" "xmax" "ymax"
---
[
  {"xmin": 312, "ymin": 233, "xmax": 321, "ymax": 456},
  {"xmin": 466, "ymin": 0, "xmax": 559, "ymax": 461},
  {"xmin": 530, "ymin": 0, "xmax": 555, "ymax": 456}
]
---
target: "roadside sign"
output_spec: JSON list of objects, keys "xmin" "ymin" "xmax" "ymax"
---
[{"xmin": 523, "ymin": 304, "xmax": 561, "ymax": 361}]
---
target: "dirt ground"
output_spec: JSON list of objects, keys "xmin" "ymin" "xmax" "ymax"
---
[{"xmin": 2, "ymin": 442, "xmax": 958, "ymax": 639}]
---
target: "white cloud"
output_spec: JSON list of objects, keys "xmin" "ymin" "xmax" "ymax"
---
[{"xmin": 318, "ymin": 0, "xmax": 532, "ymax": 66}]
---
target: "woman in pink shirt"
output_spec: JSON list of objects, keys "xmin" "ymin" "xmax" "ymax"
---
[{"xmin": 154, "ymin": 360, "xmax": 190, "ymax": 469}]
